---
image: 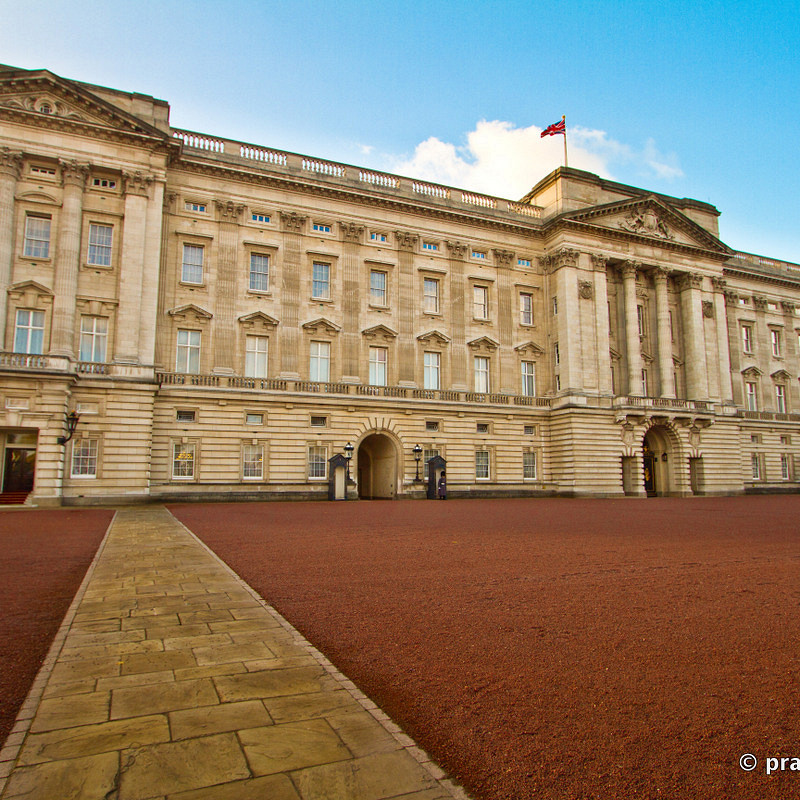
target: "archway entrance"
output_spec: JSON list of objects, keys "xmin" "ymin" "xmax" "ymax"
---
[
  {"xmin": 642, "ymin": 426, "xmax": 673, "ymax": 497},
  {"xmin": 357, "ymin": 433, "xmax": 397, "ymax": 499}
]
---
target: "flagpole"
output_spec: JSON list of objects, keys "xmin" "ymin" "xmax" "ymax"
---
[{"xmin": 563, "ymin": 115, "xmax": 568, "ymax": 168}]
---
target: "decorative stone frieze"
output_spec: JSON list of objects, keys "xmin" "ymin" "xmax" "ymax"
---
[
  {"xmin": 676, "ymin": 272, "xmax": 703, "ymax": 291},
  {"xmin": 711, "ymin": 277, "xmax": 727, "ymax": 292},
  {"xmin": 619, "ymin": 206, "xmax": 673, "ymax": 239},
  {"xmin": 362, "ymin": 324, "xmax": 398, "ymax": 342},
  {"xmin": 467, "ymin": 336, "xmax": 499, "ymax": 353},
  {"xmin": 302, "ymin": 318, "xmax": 340, "ymax": 335},
  {"xmin": 417, "ymin": 330, "xmax": 451, "ymax": 345},
  {"xmin": 238, "ymin": 311, "xmax": 279, "ymax": 331},
  {"xmin": 620, "ymin": 260, "xmax": 640, "ymax": 279}
]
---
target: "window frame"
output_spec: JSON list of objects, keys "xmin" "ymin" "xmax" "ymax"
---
[
  {"xmin": 423, "ymin": 277, "xmax": 440, "ymax": 314},
  {"xmin": 87, "ymin": 223, "xmax": 114, "ymax": 267},
  {"xmin": 475, "ymin": 449, "xmax": 490, "ymax": 481},
  {"xmin": 741, "ymin": 324, "xmax": 754, "ymax": 354},
  {"xmin": 245, "ymin": 334, "xmax": 269, "ymax": 378},
  {"xmin": 181, "ymin": 243, "xmax": 205, "ymax": 285},
  {"xmin": 176, "ymin": 329, "xmax": 201, "ymax": 374},
  {"xmin": 523, "ymin": 449, "xmax": 537, "ymax": 480},
  {"xmin": 369, "ymin": 346, "xmax": 388, "ymax": 387},
  {"xmin": 249, "ymin": 252, "xmax": 270, "ymax": 293},
  {"xmin": 70, "ymin": 438, "xmax": 99, "ymax": 479},
  {"xmin": 473, "ymin": 285, "xmax": 489, "ymax": 320},
  {"xmin": 520, "ymin": 292, "xmax": 533, "ymax": 326},
  {"xmin": 172, "ymin": 442, "xmax": 197, "ymax": 480},
  {"xmin": 14, "ymin": 309, "xmax": 45, "ymax": 355},
  {"xmin": 369, "ymin": 269, "xmax": 387, "ymax": 306},
  {"xmin": 79, "ymin": 315, "xmax": 108, "ymax": 363},
  {"xmin": 423, "ymin": 351, "xmax": 440, "ymax": 390},
  {"xmin": 312, "ymin": 261, "xmax": 331, "ymax": 300},
  {"xmin": 242, "ymin": 443, "xmax": 265, "ymax": 481},
  {"xmin": 521, "ymin": 360, "xmax": 536, "ymax": 397},
  {"xmin": 309, "ymin": 340, "xmax": 331, "ymax": 383},
  {"xmin": 23, "ymin": 215, "xmax": 51, "ymax": 259},
  {"xmin": 308, "ymin": 444, "xmax": 328, "ymax": 480},
  {"xmin": 474, "ymin": 355, "xmax": 490, "ymax": 394}
]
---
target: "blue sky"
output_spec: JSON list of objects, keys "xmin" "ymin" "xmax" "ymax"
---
[{"xmin": 2, "ymin": 0, "xmax": 799, "ymax": 261}]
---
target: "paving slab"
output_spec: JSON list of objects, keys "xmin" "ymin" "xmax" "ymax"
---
[{"xmin": 0, "ymin": 506, "xmax": 468, "ymax": 800}]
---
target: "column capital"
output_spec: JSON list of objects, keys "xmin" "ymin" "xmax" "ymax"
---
[
  {"xmin": 541, "ymin": 247, "xmax": 580, "ymax": 274},
  {"xmin": 492, "ymin": 248, "xmax": 515, "ymax": 268},
  {"xmin": 711, "ymin": 276, "xmax": 727, "ymax": 292},
  {"xmin": 620, "ymin": 260, "xmax": 641, "ymax": 279},
  {"xmin": 395, "ymin": 230, "xmax": 419, "ymax": 251},
  {"xmin": 123, "ymin": 170, "xmax": 154, "ymax": 198},
  {"xmin": 339, "ymin": 221, "xmax": 365, "ymax": 244},
  {"xmin": 723, "ymin": 289, "xmax": 739, "ymax": 304},
  {"xmin": 280, "ymin": 211, "xmax": 307, "ymax": 232},
  {"xmin": 781, "ymin": 301, "xmax": 796, "ymax": 314},
  {"xmin": 676, "ymin": 272, "xmax": 703, "ymax": 291},
  {"xmin": 653, "ymin": 266, "xmax": 672, "ymax": 283},
  {"xmin": 215, "ymin": 199, "xmax": 245, "ymax": 224},
  {"xmin": 753, "ymin": 295, "xmax": 768, "ymax": 311},
  {"xmin": 445, "ymin": 240, "xmax": 467, "ymax": 259},
  {"xmin": 60, "ymin": 160, "xmax": 90, "ymax": 189},
  {"xmin": 590, "ymin": 253, "xmax": 609, "ymax": 271},
  {"xmin": 0, "ymin": 148, "xmax": 24, "ymax": 179}
]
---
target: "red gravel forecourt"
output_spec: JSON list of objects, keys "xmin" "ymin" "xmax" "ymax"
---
[
  {"xmin": 0, "ymin": 509, "xmax": 112, "ymax": 746},
  {"xmin": 172, "ymin": 496, "xmax": 800, "ymax": 800}
]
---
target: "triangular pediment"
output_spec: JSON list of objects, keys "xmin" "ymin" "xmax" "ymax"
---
[
  {"xmin": 238, "ymin": 311, "xmax": 279, "ymax": 329},
  {"xmin": 559, "ymin": 196, "xmax": 732, "ymax": 254},
  {"xmin": 514, "ymin": 340, "xmax": 545, "ymax": 356},
  {"xmin": 302, "ymin": 317, "xmax": 340, "ymax": 334},
  {"xmin": 168, "ymin": 303, "xmax": 212, "ymax": 320},
  {"xmin": 7, "ymin": 280, "xmax": 52, "ymax": 296},
  {"xmin": 609, "ymin": 347, "xmax": 622, "ymax": 361},
  {"xmin": 771, "ymin": 369, "xmax": 791, "ymax": 382},
  {"xmin": 417, "ymin": 329, "xmax": 451, "ymax": 345},
  {"xmin": 0, "ymin": 68, "xmax": 170, "ymax": 143},
  {"xmin": 362, "ymin": 324, "xmax": 398, "ymax": 339},
  {"xmin": 741, "ymin": 366, "xmax": 762, "ymax": 378},
  {"xmin": 467, "ymin": 336, "xmax": 499, "ymax": 352}
]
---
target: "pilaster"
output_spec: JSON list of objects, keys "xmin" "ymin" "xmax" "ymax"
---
[
  {"xmin": 620, "ymin": 260, "xmax": 643, "ymax": 396},
  {"xmin": 278, "ymin": 212, "xmax": 307, "ymax": 378},
  {"xmin": 446, "ymin": 240, "xmax": 467, "ymax": 390},
  {"xmin": 0, "ymin": 148, "xmax": 23, "ymax": 344},
  {"xmin": 340, "ymin": 221, "xmax": 365, "ymax": 382},
  {"xmin": 212, "ymin": 200, "xmax": 245, "ymax": 374},
  {"xmin": 677, "ymin": 272, "xmax": 708, "ymax": 400},
  {"xmin": 493, "ymin": 248, "xmax": 515, "ymax": 393},
  {"xmin": 591, "ymin": 254, "xmax": 613, "ymax": 395},
  {"xmin": 711, "ymin": 277, "xmax": 734, "ymax": 404},
  {"xmin": 395, "ymin": 230, "xmax": 419, "ymax": 386},
  {"xmin": 653, "ymin": 267, "xmax": 676, "ymax": 398}
]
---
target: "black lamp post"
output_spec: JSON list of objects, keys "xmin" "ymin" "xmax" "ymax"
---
[
  {"xmin": 57, "ymin": 411, "xmax": 80, "ymax": 445},
  {"xmin": 413, "ymin": 443, "xmax": 422, "ymax": 482},
  {"xmin": 344, "ymin": 441, "xmax": 354, "ymax": 485}
]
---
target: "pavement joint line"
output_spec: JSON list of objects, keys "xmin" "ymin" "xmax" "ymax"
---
[
  {"xmin": 0, "ymin": 510, "xmax": 118, "ymax": 799},
  {"xmin": 166, "ymin": 506, "xmax": 474, "ymax": 800}
]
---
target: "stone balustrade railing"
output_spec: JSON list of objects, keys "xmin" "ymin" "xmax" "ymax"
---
[{"xmin": 613, "ymin": 396, "xmax": 714, "ymax": 412}]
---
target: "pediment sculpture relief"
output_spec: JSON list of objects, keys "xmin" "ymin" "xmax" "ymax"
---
[{"xmin": 619, "ymin": 207, "xmax": 674, "ymax": 240}]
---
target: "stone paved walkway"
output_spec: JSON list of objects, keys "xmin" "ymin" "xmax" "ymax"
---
[{"xmin": 0, "ymin": 506, "xmax": 466, "ymax": 800}]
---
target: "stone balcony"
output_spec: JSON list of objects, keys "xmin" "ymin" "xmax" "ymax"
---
[{"xmin": 612, "ymin": 395, "xmax": 715, "ymax": 417}]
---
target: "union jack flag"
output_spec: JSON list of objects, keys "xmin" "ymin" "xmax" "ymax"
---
[{"xmin": 540, "ymin": 118, "xmax": 566, "ymax": 137}]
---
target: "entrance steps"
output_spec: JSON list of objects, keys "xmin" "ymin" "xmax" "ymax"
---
[{"xmin": 0, "ymin": 491, "xmax": 30, "ymax": 505}]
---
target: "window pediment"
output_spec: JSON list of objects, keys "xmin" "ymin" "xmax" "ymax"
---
[
  {"xmin": 514, "ymin": 340, "xmax": 545, "ymax": 357},
  {"xmin": 168, "ymin": 303, "xmax": 213, "ymax": 322},
  {"xmin": 741, "ymin": 366, "xmax": 762, "ymax": 378},
  {"xmin": 417, "ymin": 330, "xmax": 450, "ymax": 346},
  {"xmin": 467, "ymin": 336, "xmax": 499, "ymax": 353},
  {"xmin": 302, "ymin": 317, "xmax": 340, "ymax": 335},
  {"xmin": 771, "ymin": 369, "xmax": 791, "ymax": 382},
  {"xmin": 238, "ymin": 311, "xmax": 279, "ymax": 331},
  {"xmin": 362, "ymin": 324, "xmax": 398, "ymax": 341},
  {"xmin": 8, "ymin": 280, "xmax": 53, "ymax": 298}
]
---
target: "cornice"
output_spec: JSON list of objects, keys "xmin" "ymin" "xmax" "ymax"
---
[{"xmin": 723, "ymin": 266, "xmax": 800, "ymax": 290}]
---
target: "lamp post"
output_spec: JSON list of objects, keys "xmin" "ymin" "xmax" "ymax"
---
[
  {"xmin": 57, "ymin": 411, "xmax": 80, "ymax": 445},
  {"xmin": 344, "ymin": 441, "xmax": 354, "ymax": 486},
  {"xmin": 413, "ymin": 443, "xmax": 422, "ymax": 482}
]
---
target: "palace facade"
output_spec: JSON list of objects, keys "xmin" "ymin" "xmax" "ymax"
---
[{"xmin": 2, "ymin": 64, "xmax": 799, "ymax": 505}]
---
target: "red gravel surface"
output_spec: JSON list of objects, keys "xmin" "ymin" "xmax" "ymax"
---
[
  {"xmin": 172, "ymin": 497, "xmax": 800, "ymax": 800},
  {"xmin": 0, "ymin": 509, "xmax": 112, "ymax": 745}
]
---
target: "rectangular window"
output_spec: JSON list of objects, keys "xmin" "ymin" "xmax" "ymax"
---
[
  {"xmin": 751, "ymin": 453, "xmax": 761, "ymax": 480},
  {"xmin": 477, "ymin": 423, "xmax": 490, "ymax": 434},
  {"xmin": 742, "ymin": 325, "xmax": 753, "ymax": 354},
  {"xmin": 422, "ymin": 241, "xmax": 438, "ymax": 251},
  {"xmin": 14, "ymin": 309, "xmax": 45, "ymax": 354},
  {"xmin": 524, "ymin": 425, "xmax": 536, "ymax": 436},
  {"xmin": 750, "ymin": 434, "xmax": 761, "ymax": 444},
  {"xmin": 176, "ymin": 410, "xmax": 196, "ymax": 423},
  {"xmin": 781, "ymin": 435, "xmax": 791, "ymax": 445},
  {"xmin": 71, "ymin": 439, "xmax": 98, "ymax": 478},
  {"xmin": 556, "ymin": 374, "xmax": 562, "ymax": 391},
  {"xmin": 423, "ymin": 448, "xmax": 439, "ymax": 474},
  {"xmin": 312, "ymin": 262, "xmax": 330, "ymax": 299},
  {"xmin": 245, "ymin": 335, "xmax": 268, "ymax": 378},
  {"xmin": 475, "ymin": 450, "xmax": 490, "ymax": 480},
  {"xmin": 781, "ymin": 453, "xmax": 791, "ymax": 480},
  {"xmin": 521, "ymin": 361, "xmax": 536, "ymax": 397},
  {"xmin": 424, "ymin": 351, "xmax": 440, "ymax": 390},
  {"xmin": 776, "ymin": 384, "xmax": 787, "ymax": 413},
  {"xmin": 251, "ymin": 213, "xmax": 270, "ymax": 223},
  {"xmin": 308, "ymin": 445, "xmax": 327, "ymax": 479},
  {"xmin": 473, "ymin": 286, "xmax": 489, "ymax": 319},
  {"xmin": 552, "ymin": 296, "xmax": 558, "ymax": 315},
  {"xmin": 181, "ymin": 244, "xmax": 204, "ymax": 284},
  {"xmin": 87, "ymin": 223, "xmax": 113, "ymax": 266},
  {"xmin": 173, "ymin": 443, "xmax": 196, "ymax": 479},
  {"xmin": 520, "ymin": 293, "xmax": 533, "ymax": 325},
  {"xmin": 249, "ymin": 253, "xmax": 269, "ymax": 292},
  {"xmin": 246, "ymin": 412, "xmax": 263, "ymax": 425},
  {"xmin": 518, "ymin": 258, "xmax": 531, "ymax": 267},
  {"xmin": 370, "ymin": 232, "xmax": 387, "ymax": 242},
  {"xmin": 669, "ymin": 309, "xmax": 675, "ymax": 342},
  {"xmin": 242, "ymin": 444, "xmax": 264, "ymax": 480},
  {"xmin": 79, "ymin": 316, "xmax": 108, "ymax": 362},
  {"xmin": 642, "ymin": 369, "xmax": 649, "ymax": 397},
  {"xmin": 474, "ymin": 356, "xmax": 490, "ymax": 393},
  {"xmin": 523, "ymin": 450, "xmax": 537, "ymax": 480},
  {"xmin": 369, "ymin": 346, "xmax": 388, "ymax": 386},
  {"xmin": 471, "ymin": 250, "xmax": 486, "ymax": 260},
  {"xmin": 745, "ymin": 381, "xmax": 758, "ymax": 411},
  {"xmin": 92, "ymin": 178, "xmax": 116, "ymax": 189},
  {"xmin": 310, "ymin": 415, "xmax": 327, "ymax": 427},
  {"xmin": 312, "ymin": 223, "xmax": 331, "ymax": 233},
  {"xmin": 185, "ymin": 202, "xmax": 206, "ymax": 213},
  {"xmin": 309, "ymin": 341, "xmax": 330, "ymax": 382},
  {"xmin": 423, "ymin": 278, "xmax": 440, "ymax": 313},
  {"xmin": 176, "ymin": 329, "xmax": 201, "ymax": 373},
  {"xmin": 425, "ymin": 421, "xmax": 439, "ymax": 432},
  {"xmin": 370, "ymin": 270, "xmax": 387, "ymax": 305},
  {"xmin": 771, "ymin": 329, "xmax": 782, "ymax": 357},
  {"xmin": 554, "ymin": 342, "xmax": 560, "ymax": 366},
  {"xmin": 31, "ymin": 165, "xmax": 56, "ymax": 176},
  {"xmin": 24, "ymin": 216, "xmax": 51, "ymax": 258}
]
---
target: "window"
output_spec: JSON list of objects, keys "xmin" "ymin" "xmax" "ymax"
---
[
  {"xmin": 176, "ymin": 329, "xmax": 201, "ymax": 373},
  {"xmin": 312, "ymin": 223, "xmax": 331, "ymax": 233},
  {"xmin": 475, "ymin": 450, "xmax": 490, "ymax": 480},
  {"xmin": 423, "ymin": 448, "xmax": 440, "ymax": 473},
  {"xmin": 472, "ymin": 250, "xmax": 486, "ymax": 260},
  {"xmin": 642, "ymin": 369, "xmax": 649, "ymax": 397},
  {"xmin": 14, "ymin": 309, "xmax": 45, "ymax": 354},
  {"xmin": 185, "ymin": 202, "xmax": 206, "ymax": 213},
  {"xmin": 87, "ymin": 223, "xmax": 113, "ymax": 266},
  {"xmin": 637, "ymin": 305, "xmax": 646, "ymax": 338},
  {"xmin": 92, "ymin": 178, "xmax": 116, "ymax": 189},
  {"xmin": 422, "ymin": 241, "xmax": 438, "ymax": 251},
  {"xmin": 181, "ymin": 244, "xmax": 204, "ymax": 284},
  {"xmin": 554, "ymin": 342, "xmax": 560, "ymax": 366},
  {"xmin": 370, "ymin": 232, "xmax": 387, "ymax": 242},
  {"xmin": 249, "ymin": 253, "xmax": 269, "ymax": 292},
  {"xmin": 369, "ymin": 346, "xmax": 387, "ymax": 386},
  {"xmin": 520, "ymin": 293, "xmax": 533, "ymax": 325},
  {"xmin": 750, "ymin": 434, "xmax": 761, "ymax": 444},
  {"xmin": 79, "ymin": 316, "xmax": 108, "ymax": 362},
  {"xmin": 246, "ymin": 412, "xmax": 263, "ymax": 425},
  {"xmin": 781, "ymin": 435, "xmax": 792, "ymax": 445},
  {"xmin": 424, "ymin": 351, "xmax": 440, "ymax": 390},
  {"xmin": 518, "ymin": 258, "xmax": 531, "ymax": 267},
  {"xmin": 669, "ymin": 310, "xmax": 675, "ymax": 342},
  {"xmin": 524, "ymin": 425, "xmax": 536, "ymax": 436},
  {"xmin": 523, "ymin": 451, "xmax": 537, "ymax": 480},
  {"xmin": 781, "ymin": 454, "xmax": 791, "ymax": 480},
  {"xmin": 742, "ymin": 325, "xmax": 753, "ymax": 354},
  {"xmin": 556, "ymin": 375, "xmax": 562, "ymax": 391},
  {"xmin": 245, "ymin": 335, "xmax": 268, "ymax": 378},
  {"xmin": 370, "ymin": 270, "xmax": 387, "ymax": 305},
  {"xmin": 312, "ymin": 262, "xmax": 330, "ymax": 299},
  {"xmin": 552, "ymin": 296, "xmax": 558, "ymax": 315},
  {"xmin": 473, "ymin": 286, "xmax": 489, "ymax": 319},
  {"xmin": 425, "ymin": 420, "xmax": 439, "ymax": 432},
  {"xmin": 751, "ymin": 453, "xmax": 762, "ymax": 480},
  {"xmin": 745, "ymin": 381, "xmax": 758, "ymax": 411},
  {"xmin": 423, "ymin": 278, "xmax": 440, "ymax": 313},
  {"xmin": 71, "ymin": 439, "xmax": 98, "ymax": 478},
  {"xmin": 251, "ymin": 213, "xmax": 270, "ymax": 223},
  {"xmin": 771, "ymin": 329, "xmax": 782, "ymax": 357},
  {"xmin": 308, "ymin": 445, "xmax": 327, "ymax": 479},
  {"xmin": 521, "ymin": 361, "xmax": 536, "ymax": 397},
  {"xmin": 23, "ymin": 216, "xmax": 50, "ymax": 258},
  {"xmin": 173, "ymin": 443, "xmax": 196, "ymax": 479},
  {"xmin": 311, "ymin": 415, "xmax": 327, "ymax": 427},
  {"xmin": 309, "ymin": 341, "xmax": 330, "ymax": 382},
  {"xmin": 176, "ymin": 410, "xmax": 196, "ymax": 423},
  {"xmin": 31, "ymin": 165, "xmax": 56, "ymax": 176},
  {"xmin": 474, "ymin": 356, "xmax": 490, "ymax": 393},
  {"xmin": 776, "ymin": 384, "xmax": 787, "ymax": 413},
  {"xmin": 477, "ymin": 423, "xmax": 490, "ymax": 434},
  {"xmin": 242, "ymin": 444, "xmax": 264, "ymax": 480}
]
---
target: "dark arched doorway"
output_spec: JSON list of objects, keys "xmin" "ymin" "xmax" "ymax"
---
[
  {"xmin": 357, "ymin": 433, "xmax": 397, "ymax": 499},
  {"xmin": 642, "ymin": 426, "xmax": 673, "ymax": 497}
]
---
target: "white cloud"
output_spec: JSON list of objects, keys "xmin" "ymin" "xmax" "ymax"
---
[{"xmin": 381, "ymin": 120, "xmax": 683, "ymax": 200}]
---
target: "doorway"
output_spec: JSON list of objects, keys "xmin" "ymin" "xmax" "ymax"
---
[
  {"xmin": 356, "ymin": 433, "xmax": 397, "ymax": 499},
  {"xmin": 641, "ymin": 426, "xmax": 673, "ymax": 497},
  {"xmin": 3, "ymin": 448, "xmax": 36, "ymax": 493}
]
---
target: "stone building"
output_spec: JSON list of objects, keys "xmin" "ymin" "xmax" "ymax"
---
[{"xmin": 1, "ymin": 64, "xmax": 799, "ymax": 505}]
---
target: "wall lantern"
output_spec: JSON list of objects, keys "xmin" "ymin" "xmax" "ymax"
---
[
  {"xmin": 343, "ymin": 441, "xmax": 354, "ymax": 484},
  {"xmin": 413, "ymin": 443, "xmax": 423, "ymax": 482},
  {"xmin": 57, "ymin": 411, "xmax": 80, "ymax": 446},
  {"xmin": 661, "ymin": 453, "xmax": 668, "ymax": 462}
]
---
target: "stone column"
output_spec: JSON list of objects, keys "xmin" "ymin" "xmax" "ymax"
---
[
  {"xmin": 0, "ymin": 148, "xmax": 23, "ymax": 346},
  {"xmin": 340, "ymin": 222, "xmax": 364, "ymax": 382},
  {"xmin": 653, "ymin": 267, "xmax": 676, "ymax": 398},
  {"xmin": 591, "ymin": 254, "xmax": 613, "ymax": 395},
  {"xmin": 494, "ymin": 248, "xmax": 515, "ymax": 393},
  {"xmin": 395, "ymin": 231, "xmax": 418, "ymax": 386},
  {"xmin": 678, "ymin": 272, "xmax": 708, "ymax": 400},
  {"xmin": 712, "ymin": 277, "xmax": 734, "ymax": 404},
  {"xmin": 446, "ymin": 240, "xmax": 467, "ymax": 390},
  {"xmin": 723, "ymin": 288, "xmax": 742, "ymax": 405},
  {"xmin": 212, "ymin": 200, "xmax": 245, "ymax": 374},
  {"xmin": 621, "ymin": 261, "xmax": 643, "ymax": 396},
  {"xmin": 137, "ymin": 178, "xmax": 165, "ymax": 367},
  {"xmin": 555, "ymin": 249, "xmax": 581, "ymax": 392},
  {"xmin": 278, "ymin": 212, "xmax": 306, "ymax": 378},
  {"xmin": 114, "ymin": 171, "xmax": 153, "ymax": 363},
  {"xmin": 51, "ymin": 160, "xmax": 90, "ymax": 358},
  {"xmin": 782, "ymin": 301, "xmax": 799, "ymax": 411}
]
